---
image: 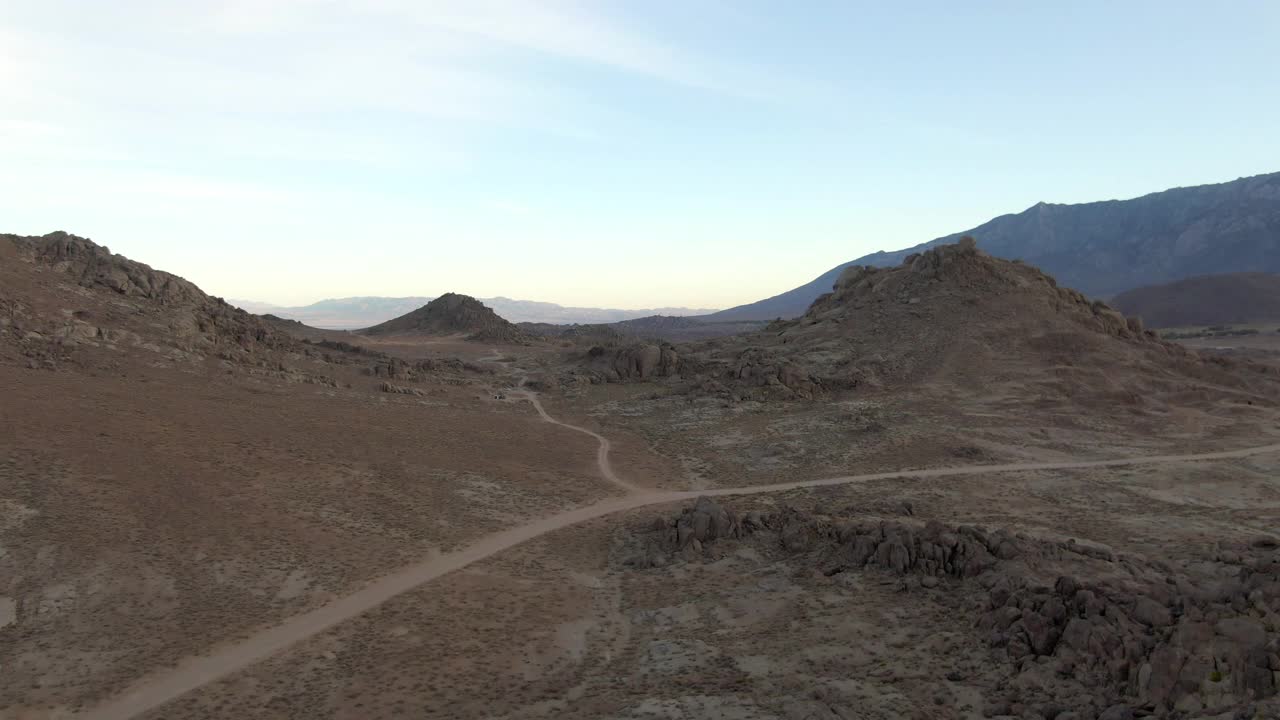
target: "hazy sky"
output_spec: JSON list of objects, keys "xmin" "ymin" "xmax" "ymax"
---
[{"xmin": 2, "ymin": 1, "xmax": 1277, "ymax": 309}]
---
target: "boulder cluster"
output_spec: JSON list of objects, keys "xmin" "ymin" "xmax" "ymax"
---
[{"xmin": 583, "ymin": 342, "xmax": 681, "ymax": 382}]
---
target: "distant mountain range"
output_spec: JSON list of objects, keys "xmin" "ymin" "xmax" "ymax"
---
[
  {"xmin": 706, "ymin": 171, "xmax": 1280, "ymax": 321},
  {"xmin": 231, "ymin": 296, "xmax": 718, "ymax": 329}
]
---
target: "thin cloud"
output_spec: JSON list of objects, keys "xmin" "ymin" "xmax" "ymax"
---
[{"xmin": 384, "ymin": 0, "xmax": 802, "ymax": 100}]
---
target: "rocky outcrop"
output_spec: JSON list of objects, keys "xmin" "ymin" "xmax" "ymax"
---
[
  {"xmin": 0, "ymin": 232, "xmax": 375, "ymax": 380},
  {"xmin": 629, "ymin": 499, "xmax": 1280, "ymax": 717},
  {"xmin": 5, "ymin": 233, "xmax": 297, "ymax": 355},
  {"xmin": 979, "ymin": 565, "xmax": 1280, "ymax": 715},
  {"xmin": 724, "ymin": 349, "xmax": 822, "ymax": 399},
  {"xmin": 583, "ymin": 343, "xmax": 681, "ymax": 382},
  {"xmin": 19, "ymin": 231, "xmax": 206, "ymax": 305}
]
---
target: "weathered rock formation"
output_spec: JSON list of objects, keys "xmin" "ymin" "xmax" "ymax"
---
[
  {"xmin": 630, "ymin": 498, "xmax": 1280, "ymax": 718},
  {"xmin": 582, "ymin": 342, "xmax": 681, "ymax": 382},
  {"xmin": 1, "ymin": 232, "xmax": 327, "ymax": 368}
]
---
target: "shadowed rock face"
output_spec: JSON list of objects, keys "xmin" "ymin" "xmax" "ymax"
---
[
  {"xmin": 363, "ymin": 293, "xmax": 532, "ymax": 344},
  {"xmin": 628, "ymin": 498, "xmax": 1280, "ymax": 718}
]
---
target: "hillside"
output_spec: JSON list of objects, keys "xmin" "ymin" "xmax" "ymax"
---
[
  {"xmin": 0, "ymin": 231, "xmax": 333, "ymax": 377},
  {"xmin": 1111, "ymin": 273, "xmax": 1280, "ymax": 328},
  {"xmin": 362, "ymin": 293, "xmax": 532, "ymax": 343},
  {"xmin": 707, "ymin": 171, "xmax": 1280, "ymax": 321}
]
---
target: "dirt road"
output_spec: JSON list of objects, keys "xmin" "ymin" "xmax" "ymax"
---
[
  {"xmin": 80, "ymin": 385, "xmax": 1280, "ymax": 719},
  {"xmin": 516, "ymin": 388, "xmax": 640, "ymax": 494}
]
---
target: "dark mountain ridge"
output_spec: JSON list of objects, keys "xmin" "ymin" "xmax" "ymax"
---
[{"xmin": 706, "ymin": 171, "xmax": 1280, "ymax": 321}]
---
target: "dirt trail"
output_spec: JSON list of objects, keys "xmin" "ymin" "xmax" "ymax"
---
[
  {"xmin": 517, "ymin": 388, "xmax": 640, "ymax": 494},
  {"xmin": 80, "ymin": 379, "xmax": 1280, "ymax": 719}
]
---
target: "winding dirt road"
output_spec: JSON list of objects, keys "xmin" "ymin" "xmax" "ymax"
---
[{"xmin": 81, "ymin": 382, "xmax": 1280, "ymax": 719}]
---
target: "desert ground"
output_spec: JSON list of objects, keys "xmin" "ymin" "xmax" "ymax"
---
[
  {"xmin": 11, "ymin": 338, "xmax": 1280, "ymax": 720},
  {"xmin": 6, "ymin": 235, "xmax": 1280, "ymax": 720}
]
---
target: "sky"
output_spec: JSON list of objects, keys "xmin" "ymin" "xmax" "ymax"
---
[{"xmin": 2, "ymin": 1, "xmax": 1277, "ymax": 310}]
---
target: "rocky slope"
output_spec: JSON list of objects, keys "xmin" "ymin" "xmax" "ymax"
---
[
  {"xmin": 0, "ymin": 232, "xmax": 337, "ymax": 377},
  {"xmin": 362, "ymin": 293, "xmax": 532, "ymax": 344},
  {"xmin": 1111, "ymin": 273, "xmax": 1280, "ymax": 328},
  {"xmin": 708, "ymin": 171, "xmax": 1280, "ymax": 321}
]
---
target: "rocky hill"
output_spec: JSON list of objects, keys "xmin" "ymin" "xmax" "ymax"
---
[
  {"xmin": 599, "ymin": 238, "xmax": 1280, "ymax": 409},
  {"xmin": 0, "ymin": 232, "xmax": 328, "ymax": 375},
  {"xmin": 362, "ymin": 293, "xmax": 532, "ymax": 344},
  {"xmin": 707, "ymin": 171, "xmax": 1280, "ymax": 321},
  {"xmin": 1111, "ymin": 273, "xmax": 1280, "ymax": 328}
]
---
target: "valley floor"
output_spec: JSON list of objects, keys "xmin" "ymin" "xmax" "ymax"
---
[{"xmin": 4, "ymin": 338, "xmax": 1280, "ymax": 719}]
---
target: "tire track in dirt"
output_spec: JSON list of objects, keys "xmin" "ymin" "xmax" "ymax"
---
[{"xmin": 80, "ymin": 380, "xmax": 1280, "ymax": 719}]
